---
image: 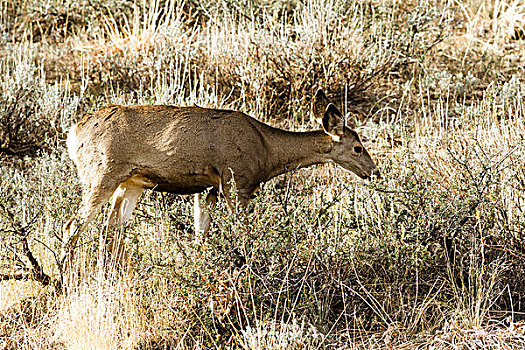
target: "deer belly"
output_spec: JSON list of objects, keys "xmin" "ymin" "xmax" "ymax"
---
[{"xmin": 144, "ymin": 167, "xmax": 221, "ymax": 195}]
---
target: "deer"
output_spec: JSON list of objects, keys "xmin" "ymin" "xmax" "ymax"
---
[{"xmin": 61, "ymin": 89, "xmax": 379, "ymax": 268}]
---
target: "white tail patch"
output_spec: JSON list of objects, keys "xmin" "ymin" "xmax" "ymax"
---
[{"xmin": 66, "ymin": 124, "xmax": 79, "ymax": 165}]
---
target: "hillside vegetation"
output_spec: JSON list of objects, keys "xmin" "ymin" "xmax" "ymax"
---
[{"xmin": 1, "ymin": 0, "xmax": 525, "ymax": 348}]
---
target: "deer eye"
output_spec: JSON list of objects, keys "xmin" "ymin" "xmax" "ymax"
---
[{"xmin": 354, "ymin": 145, "xmax": 363, "ymax": 153}]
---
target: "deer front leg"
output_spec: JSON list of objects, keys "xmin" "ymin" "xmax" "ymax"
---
[
  {"xmin": 194, "ymin": 189, "xmax": 218, "ymax": 242},
  {"xmin": 221, "ymin": 180, "xmax": 255, "ymax": 223}
]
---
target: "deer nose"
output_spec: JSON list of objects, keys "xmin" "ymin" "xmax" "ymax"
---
[
  {"xmin": 371, "ymin": 166, "xmax": 380, "ymax": 179},
  {"xmin": 362, "ymin": 166, "xmax": 380, "ymax": 180}
]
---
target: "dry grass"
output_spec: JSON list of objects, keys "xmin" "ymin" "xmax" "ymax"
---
[{"xmin": 459, "ymin": 0, "xmax": 525, "ymax": 48}]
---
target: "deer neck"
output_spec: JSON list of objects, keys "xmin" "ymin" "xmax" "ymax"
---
[{"xmin": 264, "ymin": 129, "xmax": 333, "ymax": 181}]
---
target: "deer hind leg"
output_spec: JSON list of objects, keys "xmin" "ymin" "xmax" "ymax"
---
[
  {"xmin": 62, "ymin": 180, "xmax": 120, "ymax": 271},
  {"xmin": 194, "ymin": 189, "xmax": 218, "ymax": 241},
  {"xmin": 103, "ymin": 175, "xmax": 146, "ymax": 268}
]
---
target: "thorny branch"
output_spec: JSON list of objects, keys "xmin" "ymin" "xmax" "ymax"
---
[{"xmin": 0, "ymin": 196, "xmax": 52, "ymax": 286}]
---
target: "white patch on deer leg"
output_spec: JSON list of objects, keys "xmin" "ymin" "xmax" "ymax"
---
[
  {"xmin": 107, "ymin": 186, "xmax": 125, "ymax": 228},
  {"xmin": 105, "ymin": 178, "xmax": 144, "ymax": 269},
  {"xmin": 194, "ymin": 193, "xmax": 211, "ymax": 234},
  {"xmin": 107, "ymin": 176, "xmax": 145, "ymax": 227},
  {"xmin": 119, "ymin": 186, "xmax": 143, "ymax": 224}
]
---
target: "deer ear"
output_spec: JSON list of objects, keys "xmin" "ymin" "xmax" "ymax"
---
[
  {"xmin": 312, "ymin": 88, "xmax": 331, "ymax": 122},
  {"xmin": 321, "ymin": 103, "xmax": 345, "ymax": 142}
]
